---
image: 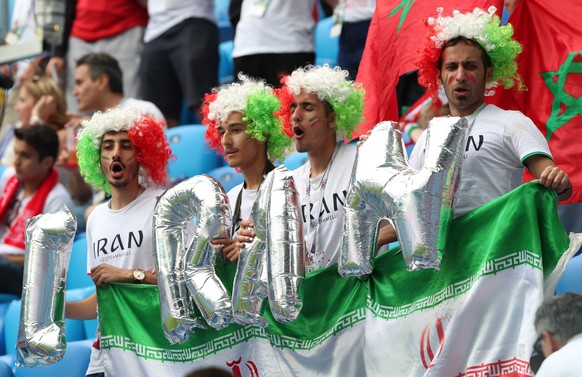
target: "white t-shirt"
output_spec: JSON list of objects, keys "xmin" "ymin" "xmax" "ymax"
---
[
  {"xmin": 144, "ymin": 0, "xmax": 215, "ymax": 43},
  {"xmin": 0, "ymin": 167, "xmax": 73, "ymax": 254},
  {"xmin": 233, "ymin": 0, "xmax": 315, "ymax": 58},
  {"xmin": 120, "ymin": 97, "xmax": 166, "ymax": 124},
  {"xmin": 85, "ymin": 187, "xmax": 163, "ymax": 374},
  {"xmin": 344, "ymin": 0, "xmax": 375, "ymax": 23},
  {"xmin": 409, "ymin": 104, "xmax": 552, "ymax": 217},
  {"xmin": 85, "ymin": 188, "xmax": 162, "ymax": 272},
  {"xmin": 535, "ymin": 334, "xmax": 582, "ymax": 377},
  {"xmin": 227, "ymin": 183, "xmax": 257, "ymax": 237},
  {"xmin": 292, "ymin": 143, "xmax": 356, "ymax": 271}
]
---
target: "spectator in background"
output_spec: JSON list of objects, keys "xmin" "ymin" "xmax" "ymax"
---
[
  {"xmin": 0, "ymin": 76, "xmax": 93, "ymax": 225},
  {"xmin": 70, "ymin": 53, "xmax": 165, "ymax": 124},
  {"xmin": 140, "ymin": 0, "xmax": 219, "ymax": 127},
  {"xmin": 532, "ymin": 293, "xmax": 582, "ymax": 376},
  {"xmin": 232, "ymin": 0, "xmax": 315, "ymax": 88},
  {"xmin": 0, "ymin": 126, "xmax": 72, "ymax": 295},
  {"xmin": 326, "ymin": 0, "xmax": 376, "ymax": 80},
  {"xmin": 202, "ymin": 75, "xmax": 291, "ymax": 262},
  {"xmin": 63, "ymin": 0, "xmax": 148, "ymax": 113}
]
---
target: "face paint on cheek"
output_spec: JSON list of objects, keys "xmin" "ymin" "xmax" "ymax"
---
[
  {"xmin": 100, "ymin": 156, "xmax": 112, "ymax": 170},
  {"xmin": 446, "ymin": 73, "xmax": 455, "ymax": 86},
  {"xmin": 309, "ymin": 116, "xmax": 319, "ymax": 128},
  {"xmin": 466, "ymin": 72, "xmax": 477, "ymax": 85}
]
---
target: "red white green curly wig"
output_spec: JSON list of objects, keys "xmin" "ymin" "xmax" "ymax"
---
[
  {"xmin": 76, "ymin": 107, "xmax": 172, "ymax": 193},
  {"xmin": 278, "ymin": 64, "xmax": 365, "ymax": 141},
  {"xmin": 417, "ymin": 6, "xmax": 522, "ymax": 98},
  {"xmin": 202, "ymin": 75, "xmax": 291, "ymax": 162}
]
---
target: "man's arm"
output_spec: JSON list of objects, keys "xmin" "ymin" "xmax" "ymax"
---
[
  {"xmin": 90, "ymin": 264, "xmax": 157, "ymax": 286},
  {"xmin": 377, "ymin": 222, "xmax": 398, "ymax": 249},
  {"xmin": 523, "ymin": 154, "xmax": 571, "ymax": 201},
  {"xmin": 65, "ymin": 292, "xmax": 97, "ymax": 320}
]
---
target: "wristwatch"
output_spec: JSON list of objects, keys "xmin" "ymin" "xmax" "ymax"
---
[{"xmin": 133, "ymin": 269, "xmax": 145, "ymax": 283}]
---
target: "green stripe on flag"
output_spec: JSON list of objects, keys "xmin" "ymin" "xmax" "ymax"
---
[{"xmin": 97, "ymin": 182, "xmax": 570, "ymax": 363}]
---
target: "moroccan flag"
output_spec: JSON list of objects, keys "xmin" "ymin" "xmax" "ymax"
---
[
  {"xmin": 355, "ymin": 0, "xmax": 503, "ymax": 138},
  {"xmin": 97, "ymin": 184, "xmax": 580, "ymax": 377},
  {"xmin": 487, "ymin": 0, "xmax": 582, "ymax": 204}
]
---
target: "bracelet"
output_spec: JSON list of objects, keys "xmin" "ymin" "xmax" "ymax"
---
[
  {"xmin": 30, "ymin": 115, "xmax": 43, "ymax": 125},
  {"xmin": 557, "ymin": 183, "xmax": 572, "ymax": 195}
]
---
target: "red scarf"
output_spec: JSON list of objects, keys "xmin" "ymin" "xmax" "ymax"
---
[{"xmin": 0, "ymin": 168, "xmax": 59, "ymax": 250}]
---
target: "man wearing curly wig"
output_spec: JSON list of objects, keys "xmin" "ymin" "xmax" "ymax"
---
[
  {"xmin": 271, "ymin": 65, "xmax": 394, "ymax": 272},
  {"xmin": 65, "ymin": 107, "xmax": 172, "ymax": 377},
  {"xmin": 411, "ymin": 7, "xmax": 570, "ymax": 217},
  {"xmin": 203, "ymin": 75, "xmax": 292, "ymax": 262}
]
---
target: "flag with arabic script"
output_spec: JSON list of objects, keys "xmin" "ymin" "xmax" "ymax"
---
[{"xmin": 98, "ymin": 183, "xmax": 579, "ymax": 377}]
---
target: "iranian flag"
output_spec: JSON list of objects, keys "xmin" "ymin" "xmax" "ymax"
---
[
  {"xmin": 98, "ymin": 183, "xmax": 580, "ymax": 376},
  {"xmin": 488, "ymin": 0, "xmax": 582, "ymax": 204},
  {"xmin": 354, "ymin": 0, "xmax": 504, "ymax": 138}
]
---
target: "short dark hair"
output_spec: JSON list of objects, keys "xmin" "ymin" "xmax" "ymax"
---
[
  {"xmin": 534, "ymin": 293, "xmax": 582, "ymax": 343},
  {"xmin": 14, "ymin": 125, "xmax": 59, "ymax": 162},
  {"xmin": 76, "ymin": 53, "xmax": 124, "ymax": 95},
  {"xmin": 438, "ymin": 36, "xmax": 493, "ymax": 72}
]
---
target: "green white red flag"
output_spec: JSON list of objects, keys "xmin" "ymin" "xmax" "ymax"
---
[{"xmin": 98, "ymin": 184, "xmax": 580, "ymax": 376}]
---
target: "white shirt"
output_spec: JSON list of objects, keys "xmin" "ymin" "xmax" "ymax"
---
[
  {"xmin": 144, "ymin": 0, "xmax": 215, "ymax": 43},
  {"xmin": 293, "ymin": 143, "xmax": 356, "ymax": 271},
  {"xmin": 233, "ymin": 0, "xmax": 315, "ymax": 57},
  {"xmin": 227, "ymin": 183, "xmax": 257, "ymax": 237},
  {"xmin": 535, "ymin": 333, "xmax": 582, "ymax": 377},
  {"xmin": 409, "ymin": 104, "xmax": 552, "ymax": 217},
  {"xmin": 120, "ymin": 98, "xmax": 166, "ymax": 124},
  {"xmin": 344, "ymin": 0, "xmax": 375, "ymax": 23}
]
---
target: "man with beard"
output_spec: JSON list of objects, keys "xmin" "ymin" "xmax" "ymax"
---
[{"xmin": 65, "ymin": 107, "xmax": 172, "ymax": 377}]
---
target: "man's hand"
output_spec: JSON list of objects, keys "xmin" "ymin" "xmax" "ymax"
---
[
  {"xmin": 211, "ymin": 237, "xmax": 241, "ymax": 262},
  {"xmin": 236, "ymin": 219, "xmax": 256, "ymax": 248},
  {"xmin": 525, "ymin": 154, "xmax": 571, "ymax": 201},
  {"xmin": 90, "ymin": 263, "xmax": 133, "ymax": 286},
  {"xmin": 31, "ymin": 95, "xmax": 56, "ymax": 123}
]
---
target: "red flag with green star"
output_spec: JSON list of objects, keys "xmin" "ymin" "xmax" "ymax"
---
[
  {"xmin": 488, "ymin": 0, "xmax": 582, "ymax": 203},
  {"xmin": 354, "ymin": 0, "xmax": 503, "ymax": 139}
]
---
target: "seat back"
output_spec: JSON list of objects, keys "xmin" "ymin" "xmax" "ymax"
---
[
  {"xmin": 166, "ymin": 125, "xmax": 223, "ymax": 184},
  {"xmin": 556, "ymin": 255, "xmax": 582, "ymax": 294},
  {"xmin": 66, "ymin": 233, "xmax": 93, "ymax": 290},
  {"xmin": 207, "ymin": 165, "xmax": 244, "ymax": 193},
  {"xmin": 282, "ymin": 152, "xmax": 308, "ymax": 171},
  {"xmin": 315, "ymin": 17, "xmax": 339, "ymax": 67}
]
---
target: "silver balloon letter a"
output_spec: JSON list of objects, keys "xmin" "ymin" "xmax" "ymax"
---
[
  {"xmin": 153, "ymin": 175, "xmax": 231, "ymax": 344},
  {"xmin": 339, "ymin": 118, "xmax": 468, "ymax": 275}
]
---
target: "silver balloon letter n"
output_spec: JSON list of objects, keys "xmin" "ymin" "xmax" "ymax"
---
[{"xmin": 339, "ymin": 118, "xmax": 468, "ymax": 276}]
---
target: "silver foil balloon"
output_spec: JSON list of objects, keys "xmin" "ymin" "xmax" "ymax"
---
[
  {"xmin": 232, "ymin": 166, "xmax": 304, "ymax": 326},
  {"xmin": 231, "ymin": 170, "xmax": 273, "ymax": 327},
  {"xmin": 339, "ymin": 118, "xmax": 468, "ymax": 275},
  {"xmin": 266, "ymin": 167, "xmax": 304, "ymax": 323},
  {"xmin": 153, "ymin": 175, "xmax": 232, "ymax": 344},
  {"xmin": 16, "ymin": 209, "xmax": 77, "ymax": 367}
]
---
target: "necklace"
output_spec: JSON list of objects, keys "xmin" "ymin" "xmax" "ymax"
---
[{"xmin": 305, "ymin": 143, "xmax": 341, "ymax": 268}]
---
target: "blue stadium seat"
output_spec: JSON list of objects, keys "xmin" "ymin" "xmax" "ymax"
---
[
  {"xmin": 13, "ymin": 339, "xmax": 92, "ymax": 377},
  {"xmin": 219, "ymin": 40, "xmax": 234, "ymax": 84},
  {"xmin": 207, "ymin": 165, "xmax": 244, "ymax": 193},
  {"xmin": 165, "ymin": 125, "xmax": 223, "ymax": 184},
  {"xmin": 215, "ymin": 0, "xmax": 234, "ymax": 42},
  {"xmin": 0, "ymin": 166, "xmax": 6, "ymax": 179},
  {"xmin": 0, "ymin": 358, "xmax": 13, "ymax": 377},
  {"xmin": 0, "ymin": 302, "xmax": 12, "ymax": 356},
  {"xmin": 315, "ymin": 17, "xmax": 339, "ymax": 67},
  {"xmin": 66, "ymin": 233, "xmax": 93, "ymax": 290},
  {"xmin": 556, "ymin": 255, "xmax": 582, "ymax": 294},
  {"xmin": 283, "ymin": 152, "xmax": 308, "ymax": 171},
  {"xmin": 3, "ymin": 301, "xmax": 20, "ymax": 357}
]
